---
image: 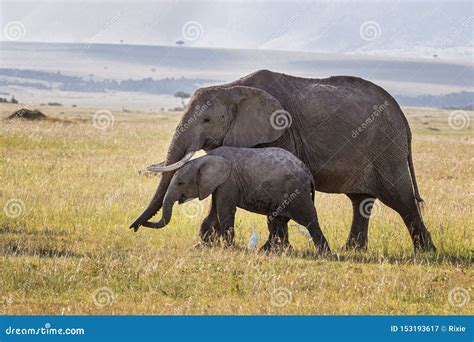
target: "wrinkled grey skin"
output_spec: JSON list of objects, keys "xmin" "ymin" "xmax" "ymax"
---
[
  {"xmin": 131, "ymin": 69, "xmax": 435, "ymax": 252},
  {"xmin": 142, "ymin": 147, "xmax": 330, "ymax": 253}
]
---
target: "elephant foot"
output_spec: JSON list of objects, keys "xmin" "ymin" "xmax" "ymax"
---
[
  {"xmin": 343, "ymin": 239, "xmax": 368, "ymax": 252},
  {"xmin": 413, "ymin": 236, "xmax": 437, "ymax": 253},
  {"xmin": 222, "ymin": 241, "xmax": 236, "ymax": 249},
  {"xmin": 260, "ymin": 239, "xmax": 294, "ymax": 254},
  {"xmin": 194, "ymin": 238, "xmax": 234, "ymax": 249},
  {"xmin": 193, "ymin": 241, "xmax": 213, "ymax": 249},
  {"xmin": 315, "ymin": 245, "xmax": 332, "ymax": 258}
]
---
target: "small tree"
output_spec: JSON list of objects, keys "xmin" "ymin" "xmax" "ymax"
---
[
  {"xmin": 176, "ymin": 40, "xmax": 185, "ymax": 47},
  {"xmin": 174, "ymin": 91, "xmax": 191, "ymax": 107},
  {"xmin": 10, "ymin": 96, "xmax": 18, "ymax": 104}
]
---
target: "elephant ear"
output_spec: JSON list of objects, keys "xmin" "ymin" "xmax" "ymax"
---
[
  {"xmin": 197, "ymin": 156, "xmax": 232, "ymax": 200},
  {"xmin": 222, "ymin": 86, "xmax": 291, "ymax": 147}
]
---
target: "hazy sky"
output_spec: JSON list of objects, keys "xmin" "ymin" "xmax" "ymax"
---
[{"xmin": 1, "ymin": 1, "xmax": 473, "ymax": 59}]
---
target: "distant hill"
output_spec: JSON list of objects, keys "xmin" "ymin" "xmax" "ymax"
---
[
  {"xmin": 396, "ymin": 91, "xmax": 474, "ymax": 109},
  {"xmin": 1, "ymin": 67, "xmax": 471, "ymax": 109},
  {"xmin": 1, "ymin": 42, "xmax": 472, "ymax": 110},
  {"xmin": 0, "ymin": 68, "xmax": 216, "ymax": 95}
]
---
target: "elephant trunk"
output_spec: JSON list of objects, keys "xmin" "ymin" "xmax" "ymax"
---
[
  {"xmin": 141, "ymin": 190, "xmax": 176, "ymax": 229},
  {"xmin": 130, "ymin": 133, "xmax": 189, "ymax": 230}
]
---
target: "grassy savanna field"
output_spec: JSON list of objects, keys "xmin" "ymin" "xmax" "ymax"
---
[{"xmin": 0, "ymin": 103, "xmax": 472, "ymax": 315}]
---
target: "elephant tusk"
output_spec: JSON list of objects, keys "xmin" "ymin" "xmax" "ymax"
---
[
  {"xmin": 146, "ymin": 151, "xmax": 195, "ymax": 172},
  {"xmin": 146, "ymin": 161, "xmax": 165, "ymax": 169}
]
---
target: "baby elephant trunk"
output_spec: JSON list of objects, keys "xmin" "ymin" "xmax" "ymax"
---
[{"xmin": 141, "ymin": 190, "xmax": 177, "ymax": 229}]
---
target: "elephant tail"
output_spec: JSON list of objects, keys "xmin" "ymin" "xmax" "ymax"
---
[
  {"xmin": 310, "ymin": 181, "xmax": 315, "ymax": 203},
  {"xmin": 406, "ymin": 125, "xmax": 425, "ymax": 212}
]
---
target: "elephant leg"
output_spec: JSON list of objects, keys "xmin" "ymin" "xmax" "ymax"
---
[
  {"xmin": 290, "ymin": 195, "xmax": 330, "ymax": 254},
  {"xmin": 215, "ymin": 198, "xmax": 237, "ymax": 247},
  {"xmin": 378, "ymin": 192, "xmax": 435, "ymax": 252},
  {"xmin": 345, "ymin": 194, "xmax": 374, "ymax": 250},
  {"xmin": 376, "ymin": 169, "xmax": 436, "ymax": 252},
  {"xmin": 260, "ymin": 216, "xmax": 292, "ymax": 252},
  {"xmin": 401, "ymin": 209, "xmax": 435, "ymax": 252},
  {"xmin": 199, "ymin": 196, "xmax": 220, "ymax": 246}
]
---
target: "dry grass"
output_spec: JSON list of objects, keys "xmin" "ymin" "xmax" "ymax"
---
[{"xmin": 0, "ymin": 103, "xmax": 472, "ymax": 315}]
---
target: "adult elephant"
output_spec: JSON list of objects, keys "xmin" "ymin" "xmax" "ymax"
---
[{"xmin": 130, "ymin": 69, "xmax": 436, "ymax": 252}]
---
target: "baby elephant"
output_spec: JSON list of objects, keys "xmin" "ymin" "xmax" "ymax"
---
[{"xmin": 141, "ymin": 147, "xmax": 330, "ymax": 253}]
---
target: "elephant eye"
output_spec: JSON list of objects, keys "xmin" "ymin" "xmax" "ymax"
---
[
  {"xmin": 203, "ymin": 117, "xmax": 210, "ymax": 123},
  {"xmin": 177, "ymin": 181, "xmax": 184, "ymax": 186}
]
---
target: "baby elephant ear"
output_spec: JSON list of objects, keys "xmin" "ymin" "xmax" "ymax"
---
[
  {"xmin": 197, "ymin": 156, "xmax": 232, "ymax": 200},
  {"xmin": 223, "ymin": 86, "xmax": 291, "ymax": 148}
]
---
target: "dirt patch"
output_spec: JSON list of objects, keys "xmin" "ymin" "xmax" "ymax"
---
[{"xmin": 8, "ymin": 108, "xmax": 47, "ymax": 120}]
